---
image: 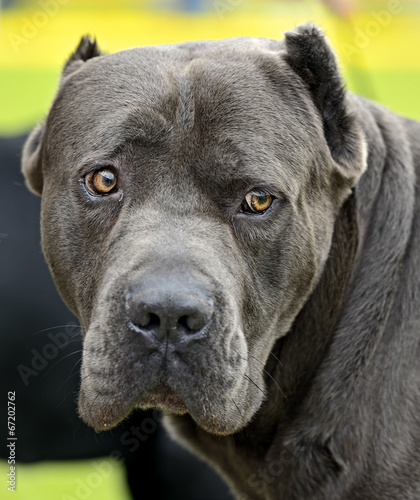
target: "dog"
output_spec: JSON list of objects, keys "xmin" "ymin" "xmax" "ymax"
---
[{"xmin": 21, "ymin": 24, "xmax": 420, "ymax": 499}]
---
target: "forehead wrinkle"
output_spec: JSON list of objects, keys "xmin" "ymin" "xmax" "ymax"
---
[
  {"xmin": 84, "ymin": 108, "xmax": 172, "ymax": 161},
  {"xmin": 196, "ymin": 130, "xmax": 300, "ymax": 201},
  {"xmin": 117, "ymin": 108, "xmax": 172, "ymax": 146},
  {"xmin": 171, "ymin": 66, "xmax": 196, "ymax": 135},
  {"xmin": 64, "ymin": 115, "xmax": 171, "ymax": 172}
]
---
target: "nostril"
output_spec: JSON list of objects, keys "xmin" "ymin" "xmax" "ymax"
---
[
  {"xmin": 146, "ymin": 313, "xmax": 160, "ymax": 330},
  {"xmin": 179, "ymin": 312, "xmax": 209, "ymax": 332},
  {"xmin": 126, "ymin": 292, "xmax": 161, "ymax": 331},
  {"xmin": 139, "ymin": 312, "xmax": 160, "ymax": 330},
  {"xmin": 177, "ymin": 314, "xmax": 205, "ymax": 333},
  {"xmin": 178, "ymin": 316, "xmax": 190, "ymax": 330}
]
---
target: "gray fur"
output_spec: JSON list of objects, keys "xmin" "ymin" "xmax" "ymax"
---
[{"xmin": 21, "ymin": 25, "xmax": 420, "ymax": 499}]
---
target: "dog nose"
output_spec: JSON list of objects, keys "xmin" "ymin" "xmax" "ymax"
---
[{"xmin": 125, "ymin": 276, "xmax": 214, "ymax": 345}]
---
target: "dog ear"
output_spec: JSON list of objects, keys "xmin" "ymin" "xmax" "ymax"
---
[
  {"xmin": 21, "ymin": 123, "xmax": 44, "ymax": 196},
  {"xmin": 283, "ymin": 24, "xmax": 366, "ymax": 187},
  {"xmin": 62, "ymin": 35, "xmax": 102, "ymax": 77},
  {"xmin": 21, "ymin": 36, "xmax": 102, "ymax": 196}
]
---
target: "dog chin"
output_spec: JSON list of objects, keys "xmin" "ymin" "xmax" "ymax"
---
[
  {"xmin": 79, "ymin": 381, "xmax": 253, "ymax": 436},
  {"xmin": 149, "ymin": 384, "xmax": 261, "ymax": 436},
  {"xmin": 135, "ymin": 383, "xmax": 189, "ymax": 415}
]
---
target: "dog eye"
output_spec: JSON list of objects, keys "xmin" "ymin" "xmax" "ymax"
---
[
  {"xmin": 241, "ymin": 189, "xmax": 274, "ymax": 214},
  {"xmin": 85, "ymin": 169, "xmax": 117, "ymax": 195}
]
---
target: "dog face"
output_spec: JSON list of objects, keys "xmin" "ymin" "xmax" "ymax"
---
[{"xmin": 22, "ymin": 25, "xmax": 366, "ymax": 435}]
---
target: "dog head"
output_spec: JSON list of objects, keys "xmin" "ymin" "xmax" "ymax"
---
[{"xmin": 22, "ymin": 25, "xmax": 366, "ymax": 435}]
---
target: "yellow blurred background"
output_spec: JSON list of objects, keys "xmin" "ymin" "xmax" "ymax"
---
[
  {"xmin": 0, "ymin": 1, "xmax": 419, "ymax": 499},
  {"xmin": 1, "ymin": 0, "xmax": 420, "ymax": 136}
]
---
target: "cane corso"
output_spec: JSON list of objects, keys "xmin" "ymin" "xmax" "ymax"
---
[{"xmin": 21, "ymin": 24, "xmax": 420, "ymax": 499}]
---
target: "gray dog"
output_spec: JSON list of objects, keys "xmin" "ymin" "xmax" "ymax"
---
[{"xmin": 22, "ymin": 24, "xmax": 420, "ymax": 499}]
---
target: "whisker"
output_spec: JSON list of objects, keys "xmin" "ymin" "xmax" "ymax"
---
[
  {"xmin": 30, "ymin": 324, "xmax": 82, "ymax": 336},
  {"xmin": 247, "ymin": 353, "xmax": 286, "ymax": 399},
  {"xmin": 40, "ymin": 349, "xmax": 84, "ymax": 382},
  {"xmin": 72, "ymin": 416, "xmax": 84, "ymax": 440},
  {"xmin": 231, "ymin": 398, "xmax": 243, "ymax": 418},
  {"xmin": 269, "ymin": 350, "xmax": 283, "ymax": 367},
  {"xmin": 243, "ymin": 373, "xmax": 265, "ymax": 395},
  {"xmin": 231, "ymin": 346, "xmax": 268, "ymax": 395},
  {"xmin": 232, "ymin": 347, "xmax": 286, "ymax": 399},
  {"xmin": 56, "ymin": 366, "xmax": 81, "ymax": 392}
]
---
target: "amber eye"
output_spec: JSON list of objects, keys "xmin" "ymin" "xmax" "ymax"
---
[
  {"xmin": 241, "ymin": 189, "xmax": 274, "ymax": 214},
  {"xmin": 85, "ymin": 168, "xmax": 117, "ymax": 195}
]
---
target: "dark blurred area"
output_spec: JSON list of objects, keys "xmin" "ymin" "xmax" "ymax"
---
[{"xmin": 0, "ymin": 135, "xmax": 233, "ymax": 499}]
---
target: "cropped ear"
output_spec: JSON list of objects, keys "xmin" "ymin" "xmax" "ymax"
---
[
  {"xmin": 21, "ymin": 123, "xmax": 44, "ymax": 196},
  {"xmin": 62, "ymin": 35, "xmax": 103, "ymax": 78},
  {"xmin": 283, "ymin": 24, "xmax": 366, "ymax": 186},
  {"xmin": 21, "ymin": 36, "xmax": 103, "ymax": 196}
]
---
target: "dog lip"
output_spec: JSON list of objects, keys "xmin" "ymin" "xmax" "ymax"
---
[
  {"xmin": 79, "ymin": 389, "xmax": 141, "ymax": 432},
  {"xmin": 80, "ymin": 382, "xmax": 188, "ymax": 431},
  {"xmin": 135, "ymin": 382, "xmax": 188, "ymax": 414}
]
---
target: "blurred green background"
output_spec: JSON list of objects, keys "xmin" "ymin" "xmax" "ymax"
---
[{"xmin": 1, "ymin": 0, "xmax": 419, "ymax": 498}]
